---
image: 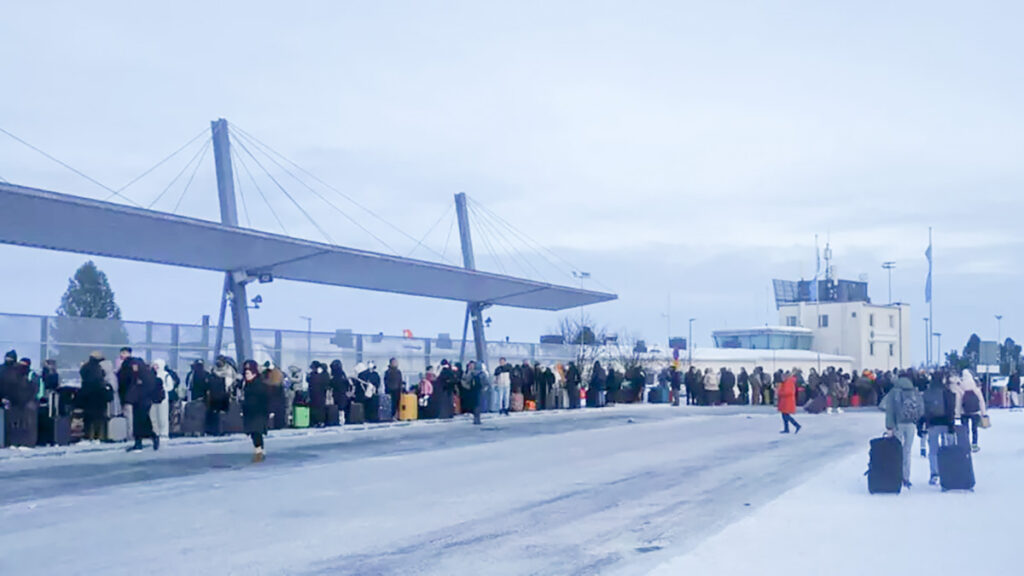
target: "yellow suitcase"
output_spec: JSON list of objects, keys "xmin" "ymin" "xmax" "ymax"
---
[{"xmin": 399, "ymin": 393, "xmax": 418, "ymax": 421}]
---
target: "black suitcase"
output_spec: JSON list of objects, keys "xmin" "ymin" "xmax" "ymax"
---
[
  {"xmin": 221, "ymin": 400, "xmax": 244, "ymax": 435},
  {"xmin": 169, "ymin": 402, "xmax": 183, "ymax": 437},
  {"xmin": 5, "ymin": 405, "xmax": 39, "ymax": 447},
  {"xmin": 805, "ymin": 395, "xmax": 827, "ymax": 414},
  {"xmin": 326, "ymin": 404, "xmax": 341, "ymax": 427},
  {"xmin": 370, "ymin": 394, "xmax": 393, "ymax": 423},
  {"xmin": 867, "ymin": 436, "xmax": 903, "ymax": 494},
  {"xmin": 938, "ymin": 425, "xmax": 975, "ymax": 492},
  {"xmin": 53, "ymin": 416, "xmax": 72, "ymax": 446},
  {"xmin": 183, "ymin": 401, "xmax": 206, "ymax": 437},
  {"xmin": 346, "ymin": 402, "xmax": 366, "ymax": 425}
]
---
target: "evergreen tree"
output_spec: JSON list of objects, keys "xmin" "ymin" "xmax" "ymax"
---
[
  {"xmin": 52, "ymin": 261, "xmax": 129, "ymax": 368},
  {"xmin": 57, "ymin": 261, "xmax": 123, "ymax": 320}
]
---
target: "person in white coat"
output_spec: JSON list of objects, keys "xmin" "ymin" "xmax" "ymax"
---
[
  {"xmin": 150, "ymin": 359, "xmax": 175, "ymax": 439},
  {"xmin": 952, "ymin": 369, "xmax": 988, "ymax": 452}
]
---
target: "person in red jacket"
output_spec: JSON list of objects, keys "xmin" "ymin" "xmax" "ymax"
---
[{"xmin": 778, "ymin": 370, "xmax": 802, "ymax": 434}]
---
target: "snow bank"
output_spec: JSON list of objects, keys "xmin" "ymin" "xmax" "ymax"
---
[{"xmin": 649, "ymin": 410, "xmax": 1024, "ymax": 576}]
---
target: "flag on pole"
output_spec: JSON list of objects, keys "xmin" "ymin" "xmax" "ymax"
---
[{"xmin": 925, "ymin": 243, "xmax": 932, "ymax": 303}]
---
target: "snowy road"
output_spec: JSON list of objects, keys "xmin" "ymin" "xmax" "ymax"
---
[{"xmin": 0, "ymin": 406, "xmax": 880, "ymax": 575}]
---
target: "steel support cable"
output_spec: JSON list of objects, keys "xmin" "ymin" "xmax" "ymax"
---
[
  {"xmin": 230, "ymin": 147, "xmax": 253, "ymax": 228},
  {"xmin": 232, "ymin": 141, "xmax": 290, "ymax": 235},
  {"xmin": 231, "ymin": 124, "xmax": 450, "ymax": 260},
  {"xmin": 232, "ymin": 135, "xmax": 335, "ymax": 244},
  {"xmin": 171, "ymin": 138, "xmax": 211, "ymax": 215},
  {"xmin": 469, "ymin": 203, "xmax": 529, "ymax": 278},
  {"xmin": 230, "ymin": 128, "xmax": 396, "ymax": 253},
  {"xmin": 0, "ymin": 125, "xmax": 143, "ymax": 207},
  {"xmin": 147, "ymin": 137, "xmax": 211, "ymax": 210},
  {"xmin": 405, "ymin": 204, "xmax": 453, "ymax": 259},
  {"xmin": 107, "ymin": 127, "xmax": 209, "ymax": 200},
  {"xmin": 467, "ymin": 204, "xmax": 508, "ymax": 275},
  {"xmin": 441, "ymin": 210, "xmax": 457, "ymax": 261},
  {"xmin": 467, "ymin": 197, "xmax": 576, "ymax": 279},
  {"xmin": 471, "ymin": 202, "xmax": 550, "ymax": 282},
  {"xmin": 468, "ymin": 197, "xmax": 614, "ymax": 291}
]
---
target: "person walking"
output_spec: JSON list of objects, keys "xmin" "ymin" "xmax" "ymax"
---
[
  {"xmin": 882, "ymin": 373, "xmax": 923, "ymax": 488},
  {"xmin": 777, "ymin": 371, "xmax": 802, "ymax": 434},
  {"xmin": 953, "ymin": 369, "xmax": 987, "ymax": 453},
  {"xmin": 922, "ymin": 373, "xmax": 957, "ymax": 486},
  {"xmin": 241, "ymin": 360, "xmax": 269, "ymax": 463}
]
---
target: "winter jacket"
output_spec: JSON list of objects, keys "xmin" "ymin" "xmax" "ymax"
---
[
  {"xmin": 494, "ymin": 364, "xmax": 513, "ymax": 388},
  {"xmin": 124, "ymin": 362, "xmax": 159, "ymax": 408},
  {"xmin": 78, "ymin": 357, "xmax": 112, "ymax": 419},
  {"xmin": 565, "ymin": 364, "xmax": 582, "ymax": 391},
  {"xmin": 704, "ymin": 371, "xmax": 719, "ymax": 392},
  {"xmin": 242, "ymin": 374, "xmax": 269, "ymax": 434},
  {"xmin": 1009, "ymin": 373, "xmax": 1021, "ymax": 393},
  {"xmin": 882, "ymin": 377, "xmax": 919, "ymax": 430},
  {"xmin": 777, "ymin": 375, "xmax": 797, "ymax": 415},
  {"xmin": 590, "ymin": 364, "xmax": 607, "ymax": 391},
  {"xmin": 188, "ymin": 365, "xmax": 210, "ymax": 403},
  {"xmin": 152, "ymin": 360, "xmax": 175, "ymax": 403},
  {"xmin": 437, "ymin": 366, "xmax": 458, "ymax": 393},
  {"xmin": 384, "ymin": 367, "xmax": 404, "ymax": 394},
  {"xmin": 521, "ymin": 363, "xmax": 536, "ymax": 396},
  {"xmin": 923, "ymin": 381, "xmax": 957, "ymax": 429},
  {"xmin": 328, "ymin": 361, "xmax": 349, "ymax": 407},
  {"xmin": 954, "ymin": 370, "xmax": 987, "ymax": 418},
  {"xmin": 307, "ymin": 368, "xmax": 329, "ymax": 409}
]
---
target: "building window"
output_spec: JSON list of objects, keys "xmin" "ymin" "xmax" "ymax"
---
[
  {"xmin": 869, "ymin": 314, "xmax": 874, "ymax": 327},
  {"xmin": 889, "ymin": 315, "xmax": 895, "ymax": 328},
  {"xmin": 818, "ymin": 314, "xmax": 829, "ymax": 328},
  {"xmin": 870, "ymin": 342, "xmax": 875, "ymax": 356},
  {"xmin": 889, "ymin": 343, "xmax": 895, "ymax": 356},
  {"xmin": 785, "ymin": 316, "xmax": 797, "ymax": 327}
]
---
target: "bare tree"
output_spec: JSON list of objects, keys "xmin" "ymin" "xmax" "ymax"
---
[{"xmin": 551, "ymin": 312, "xmax": 610, "ymax": 382}]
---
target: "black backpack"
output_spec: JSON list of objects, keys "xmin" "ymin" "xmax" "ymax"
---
[
  {"xmin": 923, "ymin": 387, "xmax": 946, "ymax": 420},
  {"xmin": 962, "ymin": 390, "xmax": 981, "ymax": 415}
]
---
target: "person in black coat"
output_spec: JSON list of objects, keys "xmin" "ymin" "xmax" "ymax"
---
[
  {"xmin": 78, "ymin": 352, "xmax": 112, "ymax": 440},
  {"xmin": 241, "ymin": 360, "xmax": 268, "ymax": 462},
  {"xmin": 187, "ymin": 360, "xmax": 210, "ymax": 403},
  {"xmin": 566, "ymin": 362, "xmax": 582, "ymax": 409},
  {"xmin": 669, "ymin": 366, "xmax": 682, "ymax": 406},
  {"xmin": 589, "ymin": 362, "xmax": 607, "ymax": 407},
  {"xmin": 605, "ymin": 366, "xmax": 620, "ymax": 406},
  {"xmin": 923, "ymin": 374, "xmax": 958, "ymax": 485},
  {"xmin": 0, "ymin": 350, "xmax": 34, "ymax": 409},
  {"xmin": 42, "ymin": 359, "xmax": 59, "ymax": 393},
  {"xmin": 720, "ymin": 368, "xmax": 737, "ymax": 405},
  {"xmin": 521, "ymin": 360, "xmax": 535, "ymax": 402},
  {"xmin": 434, "ymin": 360, "xmax": 457, "ymax": 419},
  {"xmin": 329, "ymin": 360, "xmax": 351, "ymax": 412},
  {"xmin": 307, "ymin": 361, "xmax": 329, "ymax": 427},
  {"xmin": 125, "ymin": 358, "xmax": 160, "ymax": 452},
  {"xmin": 384, "ymin": 358, "xmax": 403, "ymax": 418}
]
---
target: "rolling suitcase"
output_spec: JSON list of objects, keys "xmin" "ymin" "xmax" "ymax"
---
[
  {"xmin": 938, "ymin": 425, "xmax": 975, "ymax": 492},
  {"xmin": 268, "ymin": 391, "xmax": 287, "ymax": 430},
  {"xmin": 293, "ymin": 406, "xmax": 311, "ymax": 428},
  {"xmin": 53, "ymin": 415, "xmax": 72, "ymax": 446},
  {"xmin": 182, "ymin": 402, "xmax": 206, "ymax": 437},
  {"xmin": 169, "ymin": 402, "xmax": 183, "ymax": 437},
  {"xmin": 866, "ymin": 436, "xmax": 903, "ymax": 494},
  {"xmin": 805, "ymin": 395, "xmax": 827, "ymax": 414},
  {"xmin": 345, "ymin": 402, "xmax": 365, "ymax": 425},
  {"xmin": 325, "ymin": 404, "xmax": 341, "ymax": 427},
  {"xmin": 510, "ymin": 392, "xmax": 525, "ymax": 412},
  {"xmin": 5, "ymin": 405, "xmax": 38, "ymax": 447},
  {"xmin": 223, "ymin": 400, "xmax": 244, "ymax": 434},
  {"xmin": 371, "ymin": 394, "xmax": 393, "ymax": 423},
  {"xmin": 69, "ymin": 409, "xmax": 85, "ymax": 442},
  {"xmin": 106, "ymin": 416, "xmax": 129, "ymax": 442},
  {"xmin": 399, "ymin": 393, "xmax": 418, "ymax": 421}
]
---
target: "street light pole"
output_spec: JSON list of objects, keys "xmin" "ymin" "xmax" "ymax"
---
[
  {"xmin": 299, "ymin": 315, "xmax": 312, "ymax": 368},
  {"xmin": 996, "ymin": 315, "xmax": 1003, "ymax": 343},
  {"xmin": 923, "ymin": 317, "xmax": 931, "ymax": 368},
  {"xmin": 688, "ymin": 318, "xmax": 696, "ymax": 367},
  {"xmin": 572, "ymin": 271, "xmax": 590, "ymax": 358},
  {"xmin": 882, "ymin": 261, "xmax": 895, "ymax": 305}
]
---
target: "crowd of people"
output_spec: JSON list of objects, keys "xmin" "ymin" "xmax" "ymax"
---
[{"xmin": 0, "ymin": 346, "xmax": 1011, "ymax": 468}]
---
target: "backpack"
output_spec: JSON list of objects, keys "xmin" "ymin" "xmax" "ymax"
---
[
  {"xmin": 962, "ymin": 390, "xmax": 981, "ymax": 415},
  {"xmin": 923, "ymin": 387, "xmax": 946, "ymax": 420},
  {"xmin": 895, "ymin": 389, "xmax": 923, "ymax": 424}
]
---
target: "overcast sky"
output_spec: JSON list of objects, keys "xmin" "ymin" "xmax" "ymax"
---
[{"xmin": 2, "ymin": 1, "xmax": 1022, "ymax": 363}]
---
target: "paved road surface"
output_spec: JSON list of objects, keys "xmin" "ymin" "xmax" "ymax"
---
[{"xmin": 0, "ymin": 405, "xmax": 880, "ymax": 575}]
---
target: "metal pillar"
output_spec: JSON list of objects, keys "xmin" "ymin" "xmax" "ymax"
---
[
  {"xmin": 454, "ymin": 192, "xmax": 487, "ymax": 367},
  {"xmin": 211, "ymin": 118, "xmax": 253, "ymax": 361}
]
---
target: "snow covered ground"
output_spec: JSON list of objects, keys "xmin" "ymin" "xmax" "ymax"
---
[
  {"xmin": 0, "ymin": 405, "xmax": 918, "ymax": 575},
  {"xmin": 650, "ymin": 410, "xmax": 1024, "ymax": 576}
]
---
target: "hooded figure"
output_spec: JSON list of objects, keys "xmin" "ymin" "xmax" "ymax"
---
[
  {"xmin": 565, "ymin": 362, "xmax": 582, "ymax": 409},
  {"xmin": 124, "ymin": 358, "xmax": 160, "ymax": 452},
  {"xmin": 306, "ymin": 361, "xmax": 330, "ymax": 427},
  {"xmin": 0, "ymin": 349, "xmax": 31, "ymax": 407},
  {"xmin": 187, "ymin": 360, "xmax": 210, "ymax": 403},
  {"xmin": 208, "ymin": 357, "xmax": 237, "ymax": 412},
  {"xmin": 78, "ymin": 353, "xmax": 112, "ymax": 440},
  {"xmin": 328, "ymin": 360, "xmax": 350, "ymax": 412},
  {"xmin": 953, "ymin": 369, "xmax": 987, "ymax": 451}
]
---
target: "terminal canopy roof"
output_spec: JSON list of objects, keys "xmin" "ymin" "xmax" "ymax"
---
[{"xmin": 0, "ymin": 183, "xmax": 616, "ymax": 311}]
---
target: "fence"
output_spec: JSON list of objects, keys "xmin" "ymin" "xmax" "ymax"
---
[{"xmin": 0, "ymin": 312, "xmax": 590, "ymax": 382}]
